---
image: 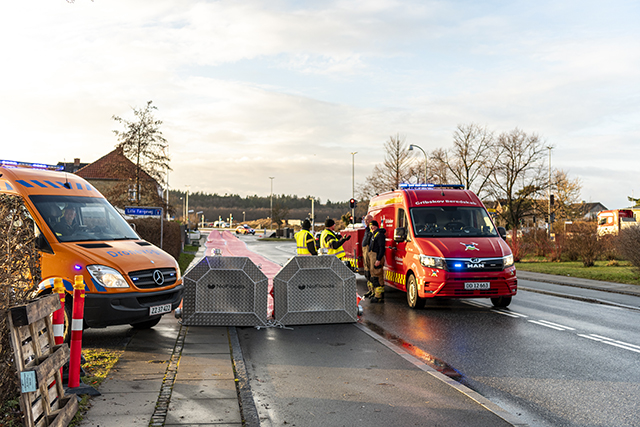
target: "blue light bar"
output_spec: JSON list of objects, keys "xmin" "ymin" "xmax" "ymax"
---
[
  {"xmin": 0, "ymin": 159, "xmax": 64, "ymax": 171},
  {"xmin": 399, "ymin": 183, "xmax": 465, "ymax": 190}
]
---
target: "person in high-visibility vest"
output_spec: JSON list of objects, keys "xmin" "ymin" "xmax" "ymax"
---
[
  {"xmin": 295, "ymin": 219, "xmax": 317, "ymax": 255},
  {"xmin": 368, "ymin": 220, "xmax": 386, "ymax": 303},
  {"xmin": 320, "ymin": 218, "xmax": 350, "ymax": 258}
]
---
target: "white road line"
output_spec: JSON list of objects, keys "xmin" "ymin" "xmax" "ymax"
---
[
  {"xmin": 536, "ymin": 320, "xmax": 575, "ymax": 331},
  {"xmin": 491, "ymin": 310, "xmax": 521, "ymax": 318},
  {"xmin": 462, "ymin": 300, "xmax": 490, "ymax": 308},
  {"xmin": 492, "ymin": 309, "xmax": 528, "ymax": 318},
  {"xmin": 583, "ymin": 334, "xmax": 640, "ymax": 353},
  {"xmin": 528, "ymin": 320, "xmax": 566, "ymax": 331}
]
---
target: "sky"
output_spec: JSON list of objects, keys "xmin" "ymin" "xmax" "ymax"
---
[{"xmin": 1, "ymin": 0, "xmax": 639, "ymax": 209}]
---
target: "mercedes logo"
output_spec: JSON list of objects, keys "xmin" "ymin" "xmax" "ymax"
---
[{"xmin": 153, "ymin": 270, "xmax": 165, "ymax": 285}]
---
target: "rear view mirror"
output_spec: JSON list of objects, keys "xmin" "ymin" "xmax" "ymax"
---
[
  {"xmin": 394, "ymin": 227, "xmax": 407, "ymax": 242},
  {"xmin": 497, "ymin": 226, "xmax": 507, "ymax": 241}
]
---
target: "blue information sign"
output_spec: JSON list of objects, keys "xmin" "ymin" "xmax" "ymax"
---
[{"xmin": 125, "ymin": 207, "xmax": 162, "ymax": 216}]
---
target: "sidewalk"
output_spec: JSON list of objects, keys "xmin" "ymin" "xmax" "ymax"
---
[{"xmin": 516, "ymin": 270, "xmax": 640, "ymax": 297}]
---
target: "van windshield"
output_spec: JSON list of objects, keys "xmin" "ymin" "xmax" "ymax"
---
[
  {"xmin": 410, "ymin": 206, "xmax": 498, "ymax": 238},
  {"xmin": 30, "ymin": 195, "xmax": 139, "ymax": 243}
]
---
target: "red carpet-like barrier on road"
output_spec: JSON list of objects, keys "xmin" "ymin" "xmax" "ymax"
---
[{"xmin": 204, "ymin": 231, "xmax": 278, "ymax": 317}]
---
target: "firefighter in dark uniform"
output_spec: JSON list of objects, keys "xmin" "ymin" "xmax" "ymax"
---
[
  {"xmin": 361, "ymin": 214, "xmax": 374, "ymax": 298},
  {"xmin": 295, "ymin": 219, "xmax": 317, "ymax": 256},
  {"xmin": 368, "ymin": 220, "xmax": 386, "ymax": 303}
]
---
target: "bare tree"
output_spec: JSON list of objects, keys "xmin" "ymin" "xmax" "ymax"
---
[
  {"xmin": 113, "ymin": 101, "xmax": 171, "ymax": 205},
  {"xmin": 359, "ymin": 134, "xmax": 420, "ymax": 199},
  {"xmin": 489, "ymin": 128, "xmax": 547, "ymax": 233},
  {"xmin": 431, "ymin": 123, "xmax": 497, "ymax": 197},
  {"xmin": 552, "ymin": 170, "xmax": 583, "ymax": 221}
]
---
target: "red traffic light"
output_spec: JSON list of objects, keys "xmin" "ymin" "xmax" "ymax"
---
[{"xmin": 349, "ymin": 198, "xmax": 357, "ymax": 208}]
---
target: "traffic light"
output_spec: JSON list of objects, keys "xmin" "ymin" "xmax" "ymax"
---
[
  {"xmin": 349, "ymin": 198, "xmax": 357, "ymax": 209},
  {"xmin": 550, "ymin": 194, "xmax": 554, "ymax": 206}
]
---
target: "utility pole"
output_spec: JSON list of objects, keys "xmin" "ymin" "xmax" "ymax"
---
[
  {"xmin": 351, "ymin": 152, "xmax": 357, "ymax": 223},
  {"xmin": 269, "ymin": 177, "xmax": 274, "ymax": 230},
  {"xmin": 547, "ymin": 146, "xmax": 553, "ymax": 238},
  {"xmin": 186, "ymin": 185, "xmax": 190, "ymax": 229}
]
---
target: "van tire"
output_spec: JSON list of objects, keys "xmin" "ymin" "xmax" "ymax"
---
[
  {"xmin": 491, "ymin": 296, "xmax": 512, "ymax": 308},
  {"xmin": 407, "ymin": 274, "xmax": 425, "ymax": 309},
  {"xmin": 130, "ymin": 316, "xmax": 162, "ymax": 329}
]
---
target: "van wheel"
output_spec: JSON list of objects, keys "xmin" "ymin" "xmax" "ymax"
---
[
  {"xmin": 491, "ymin": 296, "xmax": 512, "ymax": 308},
  {"xmin": 131, "ymin": 316, "xmax": 162, "ymax": 329},
  {"xmin": 407, "ymin": 274, "xmax": 425, "ymax": 309}
]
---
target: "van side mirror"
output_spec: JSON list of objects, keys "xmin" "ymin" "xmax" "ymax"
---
[
  {"xmin": 394, "ymin": 227, "xmax": 407, "ymax": 242},
  {"xmin": 497, "ymin": 226, "xmax": 507, "ymax": 241},
  {"xmin": 35, "ymin": 231, "xmax": 54, "ymax": 254}
]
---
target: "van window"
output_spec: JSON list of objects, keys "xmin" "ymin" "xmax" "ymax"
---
[
  {"xmin": 30, "ymin": 195, "xmax": 139, "ymax": 243},
  {"xmin": 411, "ymin": 206, "xmax": 498, "ymax": 237},
  {"xmin": 398, "ymin": 208, "xmax": 408, "ymax": 229}
]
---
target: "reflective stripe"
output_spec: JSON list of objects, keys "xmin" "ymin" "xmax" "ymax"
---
[
  {"xmin": 71, "ymin": 319, "xmax": 83, "ymax": 331},
  {"xmin": 53, "ymin": 324, "xmax": 64, "ymax": 337}
]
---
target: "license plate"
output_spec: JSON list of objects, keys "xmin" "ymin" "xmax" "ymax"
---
[
  {"xmin": 149, "ymin": 303, "xmax": 172, "ymax": 316},
  {"xmin": 464, "ymin": 282, "xmax": 490, "ymax": 290}
]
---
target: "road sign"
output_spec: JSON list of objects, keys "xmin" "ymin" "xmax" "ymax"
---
[{"xmin": 125, "ymin": 207, "xmax": 162, "ymax": 216}]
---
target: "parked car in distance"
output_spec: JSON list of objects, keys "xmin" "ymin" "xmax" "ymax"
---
[{"xmin": 236, "ymin": 224, "xmax": 255, "ymax": 235}]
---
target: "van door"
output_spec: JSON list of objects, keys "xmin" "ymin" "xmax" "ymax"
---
[{"xmin": 386, "ymin": 208, "xmax": 409, "ymax": 290}]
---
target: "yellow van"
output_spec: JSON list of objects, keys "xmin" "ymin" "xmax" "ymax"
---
[{"xmin": 0, "ymin": 160, "xmax": 184, "ymax": 339}]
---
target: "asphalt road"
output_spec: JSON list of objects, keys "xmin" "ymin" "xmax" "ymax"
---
[{"xmin": 238, "ymin": 234, "xmax": 640, "ymax": 427}]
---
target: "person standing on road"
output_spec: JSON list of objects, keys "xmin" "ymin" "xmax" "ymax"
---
[
  {"xmin": 368, "ymin": 220, "xmax": 386, "ymax": 303},
  {"xmin": 320, "ymin": 218, "xmax": 350, "ymax": 259},
  {"xmin": 361, "ymin": 214, "xmax": 374, "ymax": 298},
  {"xmin": 295, "ymin": 219, "xmax": 317, "ymax": 256}
]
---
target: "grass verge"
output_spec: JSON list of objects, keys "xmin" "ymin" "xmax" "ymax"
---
[
  {"xmin": 178, "ymin": 252, "xmax": 195, "ymax": 274},
  {"xmin": 516, "ymin": 259, "xmax": 640, "ymax": 286}
]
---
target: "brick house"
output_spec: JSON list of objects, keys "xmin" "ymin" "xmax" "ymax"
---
[{"xmin": 73, "ymin": 148, "xmax": 163, "ymax": 208}]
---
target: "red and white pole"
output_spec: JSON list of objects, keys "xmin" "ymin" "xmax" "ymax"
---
[
  {"xmin": 52, "ymin": 278, "xmax": 66, "ymax": 346},
  {"xmin": 67, "ymin": 275, "xmax": 85, "ymax": 389}
]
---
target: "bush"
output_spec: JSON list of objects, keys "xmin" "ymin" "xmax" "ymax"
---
[
  {"xmin": 0, "ymin": 194, "xmax": 41, "ymax": 415},
  {"xmin": 520, "ymin": 228, "xmax": 552, "ymax": 258},
  {"xmin": 615, "ymin": 227, "xmax": 640, "ymax": 271},
  {"xmin": 566, "ymin": 222, "xmax": 601, "ymax": 267},
  {"xmin": 127, "ymin": 218, "xmax": 183, "ymax": 261}
]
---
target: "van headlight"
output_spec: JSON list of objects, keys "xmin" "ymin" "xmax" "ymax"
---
[
  {"xmin": 503, "ymin": 254, "xmax": 514, "ymax": 268},
  {"xmin": 419, "ymin": 255, "xmax": 446, "ymax": 270},
  {"xmin": 87, "ymin": 265, "xmax": 129, "ymax": 288}
]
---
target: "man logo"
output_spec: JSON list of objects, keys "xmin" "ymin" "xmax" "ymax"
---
[{"xmin": 153, "ymin": 270, "xmax": 165, "ymax": 285}]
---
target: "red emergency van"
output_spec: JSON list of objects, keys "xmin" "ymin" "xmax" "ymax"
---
[{"xmin": 360, "ymin": 183, "xmax": 516, "ymax": 308}]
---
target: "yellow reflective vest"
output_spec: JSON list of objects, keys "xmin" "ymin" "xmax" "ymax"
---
[
  {"xmin": 320, "ymin": 229, "xmax": 345, "ymax": 259},
  {"xmin": 295, "ymin": 229, "xmax": 315, "ymax": 255}
]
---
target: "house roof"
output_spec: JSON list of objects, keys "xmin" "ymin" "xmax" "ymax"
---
[
  {"xmin": 75, "ymin": 148, "xmax": 156, "ymax": 182},
  {"xmin": 571, "ymin": 202, "xmax": 608, "ymax": 215}
]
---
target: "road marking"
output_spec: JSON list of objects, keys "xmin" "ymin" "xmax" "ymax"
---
[
  {"xmin": 535, "ymin": 320, "xmax": 575, "ymax": 330},
  {"xmin": 491, "ymin": 310, "xmax": 522, "ymax": 318},
  {"xmin": 528, "ymin": 320, "xmax": 567, "ymax": 331},
  {"xmin": 491, "ymin": 309, "xmax": 528, "ymax": 318},
  {"xmin": 578, "ymin": 334, "xmax": 640, "ymax": 354},
  {"xmin": 463, "ymin": 300, "xmax": 491, "ymax": 308}
]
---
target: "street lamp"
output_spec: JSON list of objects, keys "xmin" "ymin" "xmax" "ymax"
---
[
  {"xmin": 547, "ymin": 146, "xmax": 553, "ymax": 237},
  {"xmin": 180, "ymin": 197, "xmax": 184, "ymax": 222},
  {"xmin": 185, "ymin": 185, "xmax": 190, "ymax": 228},
  {"xmin": 269, "ymin": 177, "xmax": 274, "ymax": 230},
  {"xmin": 243, "ymin": 211, "xmax": 246, "ymax": 222},
  {"xmin": 408, "ymin": 144, "xmax": 427, "ymax": 184},
  {"xmin": 350, "ymin": 152, "xmax": 357, "ymax": 223}
]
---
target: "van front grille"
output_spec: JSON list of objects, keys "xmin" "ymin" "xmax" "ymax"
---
[{"xmin": 128, "ymin": 268, "xmax": 177, "ymax": 289}]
